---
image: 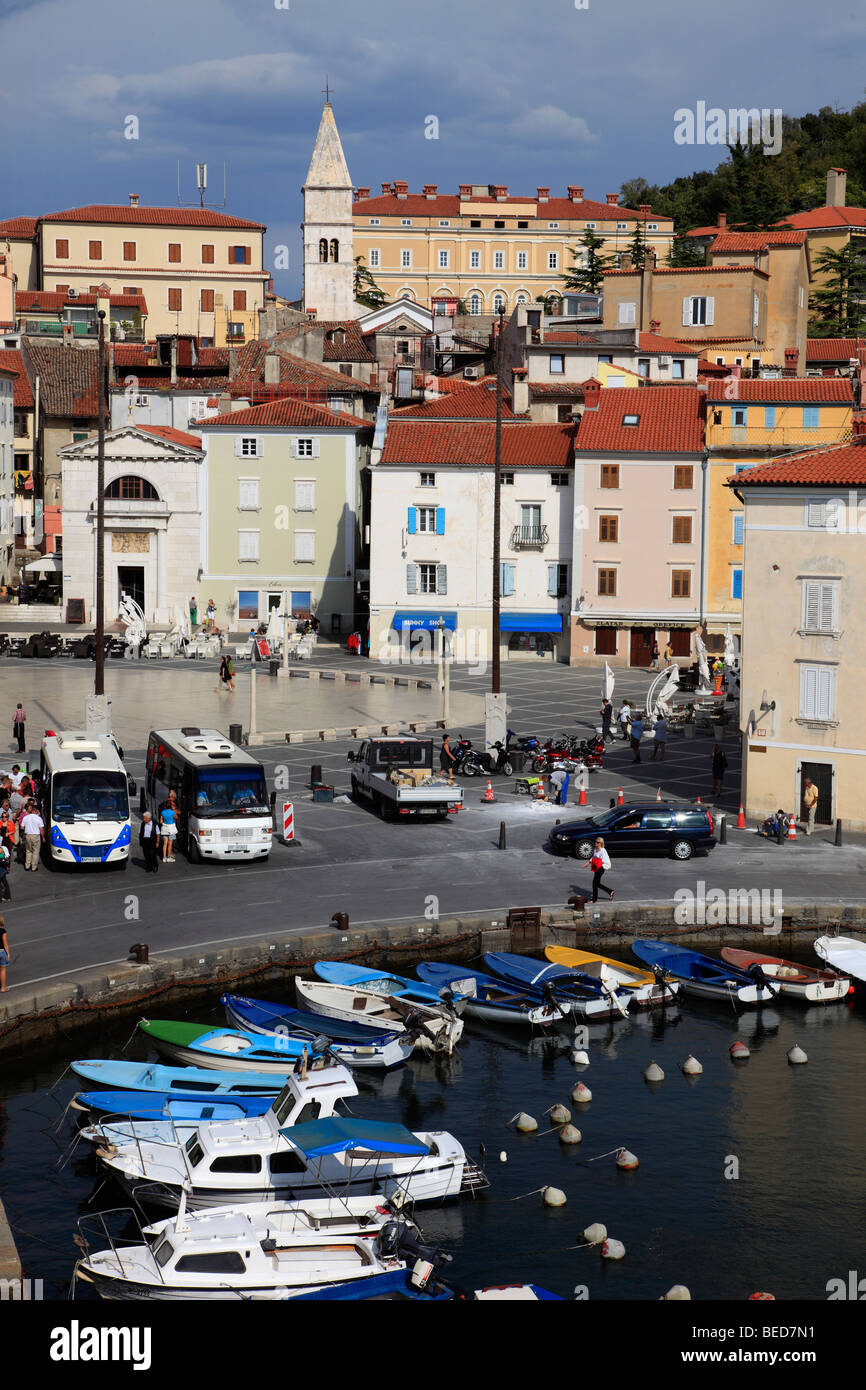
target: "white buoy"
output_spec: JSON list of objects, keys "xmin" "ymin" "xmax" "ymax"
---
[
  {"xmin": 572, "ymin": 1049, "xmax": 590, "ymax": 1066},
  {"xmin": 549, "ymin": 1103, "xmax": 571, "ymax": 1125},
  {"xmin": 601, "ymin": 1237, "xmax": 626, "ymax": 1260},
  {"xmin": 730, "ymin": 1040, "xmax": 750, "ymax": 1060},
  {"xmin": 787, "ymin": 1044, "xmax": 808, "ymax": 1065},
  {"xmin": 616, "ymin": 1148, "xmax": 639, "ymax": 1170},
  {"xmin": 558, "ymin": 1124, "xmax": 582, "ymax": 1145},
  {"xmin": 572, "ymin": 1082, "xmax": 592, "ymax": 1104},
  {"xmin": 644, "ymin": 1061, "xmax": 665, "ymax": 1083},
  {"xmin": 499, "ymin": 1151, "xmax": 507, "ymax": 1163},
  {"xmin": 682, "ymin": 1054, "xmax": 703, "ymax": 1076},
  {"xmin": 582, "ymin": 1222, "xmax": 607, "ymax": 1245},
  {"xmin": 661, "ymin": 1284, "xmax": 691, "ymax": 1300},
  {"xmin": 515, "ymin": 1112, "xmax": 538, "ymax": 1132},
  {"xmin": 542, "ymin": 1185, "xmax": 567, "ymax": 1207}
]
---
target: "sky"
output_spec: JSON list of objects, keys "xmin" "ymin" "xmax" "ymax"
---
[{"xmin": 2, "ymin": 0, "xmax": 865, "ymax": 297}]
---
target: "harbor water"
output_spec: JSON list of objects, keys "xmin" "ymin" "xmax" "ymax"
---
[{"xmin": 1, "ymin": 957, "xmax": 864, "ymax": 1302}]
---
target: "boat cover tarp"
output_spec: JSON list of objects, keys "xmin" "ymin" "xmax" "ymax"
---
[{"xmin": 281, "ymin": 1118, "xmax": 430, "ymax": 1157}]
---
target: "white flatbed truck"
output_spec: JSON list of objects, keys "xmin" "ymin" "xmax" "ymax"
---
[{"xmin": 347, "ymin": 736, "xmax": 463, "ymax": 820}]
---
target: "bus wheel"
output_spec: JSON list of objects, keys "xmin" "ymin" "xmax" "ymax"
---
[{"xmin": 188, "ymin": 833, "xmax": 202, "ymax": 863}]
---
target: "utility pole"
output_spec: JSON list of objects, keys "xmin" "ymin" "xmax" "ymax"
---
[
  {"xmin": 95, "ymin": 309, "xmax": 106, "ymax": 697},
  {"xmin": 491, "ymin": 306, "xmax": 504, "ymax": 694}
]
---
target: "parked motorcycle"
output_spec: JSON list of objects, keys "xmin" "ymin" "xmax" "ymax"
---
[{"xmin": 462, "ymin": 741, "xmax": 514, "ymax": 777}]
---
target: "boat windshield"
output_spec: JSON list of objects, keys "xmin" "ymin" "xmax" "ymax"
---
[
  {"xmin": 153, "ymin": 1238, "xmax": 174, "ymax": 1268},
  {"xmin": 194, "ymin": 767, "xmax": 269, "ymax": 818},
  {"xmin": 51, "ymin": 771, "xmax": 129, "ymax": 823}
]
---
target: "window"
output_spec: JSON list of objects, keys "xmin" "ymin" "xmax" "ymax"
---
[
  {"xmin": 105, "ymin": 476, "xmax": 159, "ymax": 500},
  {"xmin": 548, "ymin": 562, "xmax": 568, "ymax": 598},
  {"xmin": 318, "ymin": 238, "xmax": 328, "ymax": 263},
  {"xmin": 209, "ymin": 1155, "xmax": 261, "ymax": 1173},
  {"xmin": 168, "ymin": 242, "xmax": 181, "ymax": 262},
  {"xmin": 201, "ymin": 244, "xmax": 214, "ymax": 263},
  {"xmin": 600, "ymin": 464, "xmax": 619, "ymax": 489},
  {"xmin": 802, "ymin": 580, "xmax": 838, "ymax": 633},
  {"xmin": 585, "ymin": 221, "xmax": 597, "ymax": 231},
  {"xmin": 238, "ymin": 590, "xmax": 258, "ymax": 621},
  {"xmin": 201, "ymin": 289, "xmax": 215, "ymax": 312},
  {"xmin": 227, "ymin": 322, "xmax": 244, "ymax": 339},
  {"xmin": 418, "ymin": 563, "xmax": 437, "ymax": 593},
  {"xmin": 369, "ymin": 217, "xmax": 380, "ymax": 226},
  {"xmin": 550, "ymin": 472, "xmax": 569, "ymax": 486},
  {"xmin": 122, "ymin": 287, "xmax": 140, "ymax": 296},
  {"xmin": 518, "ymin": 220, "xmax": 528, "ymax": 228},
  {"xmin": 548, "ymin": 222, "xmax": 559, "ymax": 230},
  {"xmin": 732, "ymin": 513, "xmax": 744, "ymax": 546},
  {"xmin": 622, "ymin": 413, "xmax": 640, "ymax": 426},
  {"xmin": 88, "ymin": 240, "xmax": 102, "ymax": 260},
  {"xmin": 636, "ymin": 359, "xmax": 650, "ymax": 378},
  {"xmin": 238, "ymin": 437, "xmax": 261, "ymax": 458},
  {"xmin": 55, "ymin": 239, "xmax": 69, "ymax": 258},
  {"xmin": 238, "ymin": 529, "xmax": 260, "ymax": 562},
  {"xmin": 683, "ymin": 295, "xmax": 713, "ymax": 326},
  {"xmin": 803, "ymin": 407, "xmax": 820, "ymax": 430},
  {"xmin": 494, "ymin": 251, "xmax": 504, "ymax": 269},
  {"xmin": 411, "ymin": 505, "xmax": 441, "ymax": 533},
  {"xmin": 230, "ymin": 245, "xmax": 251, "ymax": 264},
  {"xmin": 517, "ymin": 251, "xmax": 528, "ymax": 269},
  {"xmin": 617, "ymin": 221, "xmax": 628, "ymax": 231},
  {"xmin": 238, "ymin": 479, "xmax": 259, "ymax": 511},
  {"xmin": 468, "ymin": 293, "xmax": 482, "ymax": 315},
  {"xmin": 597, "ymin": 568, "xmax": 617, "ymax": 596},
  {"xmin": 548, "ymin": 252, "xmax": 559, "ymax": 270},
  {"xmin": 806, "ymin": 500, "xmax": 828, "ymax": 528},
  {"xmin": 420, "ymin": 472, "xmax": 435, "ymax": 487},
  {"xmin": 470, "ymin": 219, "xmax": 482, "ymax": 228},
  {"xmin": 401, "ymin": 250, "xmax": 412, "ymax": 268},
  {"xmin": 233, "ymin": 290, "xmax": 247, "ymax": 310},
  {"xmin": 175, "ymin": 1252, "xmax": 246, "ymax": 1273},
  {"xmin": 669, "ymin": 629, "xmax": 692, "ymax": 658},
  {"xmin": 470, "ymin": 251, "xmax": 481, "ymax": 269},
  {"xmin": 369, "ymin": 248, "xmax": 380, "ymax": 268},
  {"xmin": 599, "ymin": 514, "xmax": 619, "ymax": 542},
  {"xmin": 501, "ymin": 472, "xmax": 514, "ymax": 485},
  {"xmin": 753, "ymin": 291, "xmax": 760, "ymax": 328},
  {"xmin": 168, "ymin": 288, "xmax": 182, "ymax": 311},
  {"xmin": 438, "ymin": 250, "xmax": 449, "ymax": 269},
  {"xmin": 674, "ymin": 465, "xmax": 693, "ymax": 489},
  {"xmin": 731, "ymin": 568, "xmax": 743, "ymax": 600},
  {"xmin": 647, "ymin": 223, "xmax": 658, "ymax": 231},
  {"xmin": 618, "ymin": 302, "xmax": 636, "ymax": 325},
  {"xmin": 732, "ymin": 406, "xmax": 748, "ymax": 431},
  {"xmin": 595, "ymin": 627, "xmax": 617, "ymax": 655},
  {"xmin": 799, "ymin": 665, "xmax": 836, "ymax": 721},
  {"xmin": 294, "ymin": 479, "xmax": 315, "ymax": 511},
  {"xmin": 549, "ymin": 355, "xmax": 564, "ymax": 374},
  {"xmin": 295, "ymin": 438, "xmax": 315, "ymax": 457},
  {"xmin": 329, "ymin": 238, "xmax": 339, "ymax": 263},
  {"xmin": 671, "ymin": 569, "xmax": 691, "ymax": 598},
  {"xmin": 122, "ymin": 241, "xmax": 136, "ymax": 261},
  {"xmin": 294, "ymin": 531, "xmax": 315, "ymax": 562},
  {"xmin": 672, "ymin": 359, "xmax": 685, "ymax": 379},
  {"xmin": 500, "ymin": 562, "xmax": 515, "ymax": 597},
  {"xmin": 492, "ymin": 293, "xmax": 506, "ymax": 314},
  {"xmin": 401, "ymin": 218, "xmax": 411, "ymax": 227},
  {"xmin": 672, "ymin": 515, "xmax": 693, "ymax": 544}
]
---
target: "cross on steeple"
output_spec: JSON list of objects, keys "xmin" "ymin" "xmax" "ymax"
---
[{"xmin": 322, "ymin": 76, "xmax": 332, "ymax": 104}]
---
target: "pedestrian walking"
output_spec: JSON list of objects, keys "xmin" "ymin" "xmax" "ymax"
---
[
  {"xmin": 618, "ymin": 700, "xmax": 631, "ymax": 741},
  {"xmin": 20, "ymin": 799, "xmax": 44, "ymax": 871},
  {"xmin": 651, "ymin": 716, "xmax": 667, "ymax": 761},
  {"xmin": 0, "ymin": 917, "xmax": 10, "ymax": 991},
  {"xmin": 0, "ymin": 843, "xmax": 11, "ymax": 901},
  {"xmin": 600, "ymin": 699, "xmax": 614, "ymax": 743},
  {"xmin": 802, "ymin": 777, "xmax": 819, "ymax": 836},
  {"xmin": 439, "ymin": 734, "xmax": 457, "ymax": 783},
  {"xmin": 630, "ymin": 712, "xmax": 644, "ymax": 763},
  {"xmin": 216, "ymin": 655, "xmax": 235, "ymax": 693},
  {"xmin": 189, "ymin": 596, "xmax": 198, "ymax": 629},
  {"xmin": 11, "ymin": 702, "xmax": 25, "ymax": 753},
  {"xmin": 139, "ymin": 812, "xmax": 160, "ymax": 872},
  {"xmin": 663, "ymin": 640, "xmax": 673, "ymax": 665},
  {"xmin": 585, "ymin": 837, "xmax": 614, "ymax": 903},
  {"xmin": 711, "ymin": 743, "xmax": 728, "ymax": 797},
  {"xmin": 649, "ymin": 639, "xmax": 660, "ymax": 672}
]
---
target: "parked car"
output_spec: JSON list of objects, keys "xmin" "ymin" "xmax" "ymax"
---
[{"xmin": 547, "ymin": 803, "xmax": 716, "ymax": 861}]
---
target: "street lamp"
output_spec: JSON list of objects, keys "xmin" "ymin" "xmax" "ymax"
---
[
  {"xmin": 95, "ymin": 308, "xmax": 106, "ymax": 697},
  {"xmin": 492, "ymin": 305, "xmax": 504, "ymax": 694}
]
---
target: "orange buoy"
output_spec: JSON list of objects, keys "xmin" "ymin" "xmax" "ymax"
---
[
  {"xmin": 730, "ymin": 1040, "xmax": 750, "ymax": 1060},
  {"xmin": 748, "ymin": 1292, "xmax": 775, "ymax": 1301}
]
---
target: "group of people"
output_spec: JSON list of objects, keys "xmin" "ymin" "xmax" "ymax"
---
[
  {"xmin": 601, "ymin": 699, "xmax": 667, "ymax": 764},
  {"xmin": 139, "ymin": 789, "xmax": 179, "ymax": 872},
  {"xmin": 0, "ymin": 764, "xmax": 46, "ymax": 893}
]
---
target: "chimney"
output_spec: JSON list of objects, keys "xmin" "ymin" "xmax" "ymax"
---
[
  {"xmin": 381, "ymin": 183, "xmax": 392, "ymax": 197},
  {"xmin": 784, "ymin": 346, "xmax": 799, "ymax": 375},
  {"xmin": 492, "ymin": 184, "xmax": 508, "ymax": 201},
  {"xmin": 228, "ymin": 348, "xmax": 239, "ymax": 379},
  {"xmin": 826, "ymin": 168, "xmax": 847, "ymax": 207},
  {"xmin": 459, "ymin": 184, "xmax": 472, "ymax": 200},
  {"xmin": 536, "ymin": 187, "xmax": 550, "ymax": 202},
  {"xmin": 717, "ymin": 212, "xmax": 727, "ymax": 228},
  {"xmin": 169, "ymin": 336, "xmax": 178, "ymax": 386},
  {"xmin": 393, "ymin": 180, "xmax": 409, "ymax": 199},
  {"xmin": 355, "ymin": 187, "xmax": 370, "ymax": 200},
  {"xmin": 568, "ymin": 186, "xmax": 584, "ymax": 202},
  {"xmin": 638, "ymin": 204, "xmax": 652, "ymax": 216},
  {"xmin": 649, "ymin": 318, "xmax": 661, "ymax": 335},
  {"xmin": 511, "ymin": 366, "xmax": 529, "ymax": 415},
  {"xmin": 62, "ymin": 324, "xmax": 75, "ymax": 348},
  {"xmin": 264, "ymin": 351, "xmax": 281, "ymax": 385},
  {"xmin": 129, "ymin": 193, "xmax": 139, "ymax": 207},
  {"xmin": 620, "ymin": 253, "xmax": 634, "ymax": 272},
  {"xmin": 583, "ymin": 377, "xmax": 601, "ymax": 410},
  {"xmin": 423, "ymin": 184, "xmax": 438, "ymax": 198},
  {"xmin": 605, "ymin": 193, "xmax": 619, "ymax": 206},
  {"xmin": 218, "ymin": 391, "xmax": 231, "ymax": 414},
  {"xmin": 852, "ymin": 414, "xmax": 866, "ymax": 436}
]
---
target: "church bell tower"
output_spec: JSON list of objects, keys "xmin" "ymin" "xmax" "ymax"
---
[{"xmin": 302, "ymin": 98, "xmax": 358, "ymax": 320}]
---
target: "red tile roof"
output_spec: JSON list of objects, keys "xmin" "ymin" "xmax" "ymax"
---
[
  {"xmin": 728, "ymin": 437, "xmax": 866, "ymax": 486},
  {"xmin": 353, "ymin": 192, "xmax": 669, "ymax": 223},
  {"xmin": 228, "ymin": 341, "xmax": 375, "ymax": 398},
  {"xmin": 604, "ymin": 265, "xmax": 768, "ymax": 278},
  {"xmin": 528, "ymin": 383, "xmax": 585, "ymax": 396},
  {"xmin": 40, "ymin": 205, "xmax": 265, "ymax": 230},
  {"xmin": 674, "ymin": 335, "xmax": 762, "ymax": 345},
  {"xmin": 543, "ymin": 331, "xmax": 600, "ymax": 344},
  {"xmin": 137, "ymin": 424, "xmax": 203, "ymax": 451},
  {"xmin": 17, "ymin": 290, "xmax": 148, "ymax": 312},
  {"xmin": 197, "ymin": 396, "xmax": 369, "ymax": 430},
  {"xmin": 637, "ymin": 332, "xmax": 701, "ymax": 355},
  {"xmin": 775, "ymin": 206, "xmax": 866, "ymax": 231},
  {"xmin": 272, "ymin": 320, "xmax": 375, "ymax": 363},
  {"xmin": 707, "ymin": 377, "xmax": 852, "ymax": 403},
  {"xmin": 108, "ymin": 376, "xmax": 229, "ymax": 393},
  {"xmin": 0, "ymin": 350, "xmax": 34, "ymax": 408},
  {"xmin": 0, "ymin": 217, "xmax": 38, "ymax": 239},
  {"xmin": 805, "ymin": 337, "xmax": 865, "ymax": 361},
  {"xmin": 380, "ymin": 420, "xmax": 573, "ymax": 467},
  {"xmin": 710, "ymin": 230, "xmax": 807, "ymax": 253},
  {"xmin": 575, "ymin": 385, "xmax": 704, "ymax": 454},
  {"xmin": 23, "ymin": 341, "xmax": 99, "ymax": 417},
  {"xmin": 391, "ymin": 384, "xmax": 516, "ymax": 419}
]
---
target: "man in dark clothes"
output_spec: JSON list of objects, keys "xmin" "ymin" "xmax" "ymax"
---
[
  {"xmin": 139, "ymin": 812, "xmax": 159, "ymax": 872},
  {"xmin": 600, "ymin": 699, "xmax": 614, "ymax": 743}
]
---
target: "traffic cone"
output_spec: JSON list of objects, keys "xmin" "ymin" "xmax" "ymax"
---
[
  {"xmin": 736, "ymin": 804, "xmax": 746, "ymax": 829},
  {"xmin": 616, "ymin": 787, "xmax": 624, "ymax": 806},
  {"xmin": 696, "ymin": 796, "xmax": 701, "ymax": 805},
  {"xmin": 578, "ymin": 782, "xmax": 588, "ymax": 806},
  {"xmin": 786, "ymin": 813, "xmax": 797, "ymax": 841},
  {"xmin": 535, "ymin": 779, "xmax": 547, "ymax": 801},
  {"xmin": 482, "ymin": 780, "xmax": 495, "ymax": 803},
  {"xmin": 656, "ymin": 787, "xmax": 662, "ymax": 802}
]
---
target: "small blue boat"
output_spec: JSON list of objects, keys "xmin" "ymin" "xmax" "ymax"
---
[
  {"xmin": 483, "ymin": 952, "xmax": 632, "ymax": 1020},
  {"xmin": 74, "ymin": 1090, "xmax": 277, "ymax": 1123},
  {"xmin": 313, "ymin": 961, "xmax": 460, "ymax": 1008},
  {"xmin": 221, "ymin": 995, "xmax": 414, "ymax": 1070},
  {"xmin": 293, "ymin": 1269, "xmax": 563, "ymax": 1301},
  {"xmin": 631, "ymin": 940, "xmax": 779, "ymax": 1007},
  {"xmin": 70, "ymin": 1059, "xmax": 286, "ymax": 1096},
  {"xmin": 416, "ymin": 962, "xmax": 569, "ymax": 1027}
]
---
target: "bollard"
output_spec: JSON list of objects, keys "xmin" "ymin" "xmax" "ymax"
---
[
  {"xmin": 310, "ymin": 763, "xmax": 322, "ymax": 789},
  {"xmin": 835, "ymin": 818, "xmax": 843, "ymax": 847},
  {"xmin": 498, "ymin": 821, "xmax": 507, "ymax": 851},
  {"xmin": 719, "ymin": 814, "xmax": 727, "ymax": 845},
  {"xmin": 331, "ymin": 912, "xmax": 349, "ymax": 931},
  {"xmin": 776, "ymin": 821, "xmax": 785, "ymax": 846},
  {"xmin": 139, "ymin": 785, "xmax": 146, "ymax": 814},
  {"xmin": 129, "ymin": 942, "xmax": 149, "ymax": 965},
  {"xmin": 228, "ymin": 723, "xmax": 243, "ymax": 744}
]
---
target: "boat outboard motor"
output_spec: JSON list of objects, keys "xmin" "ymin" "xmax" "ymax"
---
[
  {"xmin": 438, "ymin": 989, "xmax": 458, "ymax": 1017},
  {"xmin": 541, "ymin": 980, "xmax": 561, "ymax": 1015},
  {"xmin": 747, "ymin": 962, "xmax": 772, "ymax": 996},
  {"xmin": 376, "ymin": 1220, "xmax": 405, "ymax": 1259},
  {"xmin": 402, "ymin": 1007, "xmax": 438, "ymax": 1046},
  {"xmin": 652, "ymin": 963, "xmax": 672, "ymax": 999}
]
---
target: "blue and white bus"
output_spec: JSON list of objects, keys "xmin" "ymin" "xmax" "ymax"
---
[{"xmin": 41, "ymin": 730, "xmax": 131, "ymax": 868}]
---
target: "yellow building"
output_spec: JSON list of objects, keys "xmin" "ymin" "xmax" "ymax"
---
[
  {"xmin": 777, "ymin": 168, "xmax": 866, "ymax": 299},
  {"xmin": 18, "ymin": 201, "xmax": 269, "ymax": 345},
  {"xmin": 352, "ymin": 183, "xmax": 674, "ymax": 313},
  {"xmin": 703, "ymin": 377, "xmax": 854, "ymax": 652}
]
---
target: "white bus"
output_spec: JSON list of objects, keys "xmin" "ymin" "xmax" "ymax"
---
[
  {"xmin": 41, "ymin": 730, "xmax": 132, "ymax": 868},
  {"xmin": 145, "ymin": 728, "xmax": 272, "ymax": 863}
]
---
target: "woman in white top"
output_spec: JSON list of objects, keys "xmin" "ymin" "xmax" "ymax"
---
[
  {"xmin": 585, "ymin": 836, "xmax": 614, "ymax": 903},
  {"xmin": 618, "ymin": 701, "xmax": 631, "ymax": 741}
]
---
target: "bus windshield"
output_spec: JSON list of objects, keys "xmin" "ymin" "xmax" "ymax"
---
[
  {"xmin": 51, "ymin": 771, "xmax": 130, "ymax": 823},
  {"xmin": 193, "ymin": 767, "xmax": 269, "ymax": 818}
]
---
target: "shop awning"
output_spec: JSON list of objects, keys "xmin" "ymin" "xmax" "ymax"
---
[
  {"xmin": 500, "ymin": 613, "xmax": 563, "ymax": 633},
  {"xmin": 391, "ymin": 611, "xmax": 457, "ymax": 631}
]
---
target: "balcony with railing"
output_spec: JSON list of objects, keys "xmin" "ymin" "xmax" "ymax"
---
[{"xmin": 510, "ymin": 524, "xmax": 549, "ymax": 550}]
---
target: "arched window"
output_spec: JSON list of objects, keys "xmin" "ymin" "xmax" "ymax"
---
[
  {"xmin": 105, "ymin": 475, "xmax": 159, "ymax": 501},
  {"xmin": 492, "ymin": 293, "xmax": 506, "ymax": 314},
  {"xmin": 318, "ymin": 239, "xmax": 328, "ymax": 263},
  {"xmin": 329, "ymin": 239, "xmax": 339, "ymax": 262},
  {"xmin": 468, "ymin": 293, "xmax": 482, "ymax": 316},
  {"xmin": 515, "ymin": 293, "xmax": 528, "ymax": 305}
]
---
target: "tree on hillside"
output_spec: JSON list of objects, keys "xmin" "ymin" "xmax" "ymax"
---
[
  {"xmin": 809, "ymin": 239, "xmax": 866, "ymax": 336},
  {"xmin": 667, "ymin": 237, "xmax": 705, "ymax": 268},
  {"xmin": 629, "ymin": 218, "xmax": 648, "ymax": 266},
  {"xmin": 561, "ymin": 228, "xmax": 612, "ymax": 293},
  {"xmin": 353, "ymin": 256, "xmax": 387, "ymax": 310}
]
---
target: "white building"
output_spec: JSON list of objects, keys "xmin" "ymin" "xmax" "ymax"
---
[
  {"xmin": 0, "ymin": 364, "xmax": 15, "ymax": 584},
  {"xmin": 370, "ymin": 405, "xmax": 575, "ymax": 664},
  {"xmin": 302, "ymin": 102, "xmax": 361, "ymax": 321},
  {"xmin": 59, "ymin": 423, "xmax": 204, "ymax": 624}
]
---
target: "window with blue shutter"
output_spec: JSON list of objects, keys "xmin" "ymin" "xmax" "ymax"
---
[
  {"xmin": 803, "ymin": 407, "xmax": 819, "ymax": 430},
  {"xmin": 731, "ymin": 569, "xmax": 743, "ymax": 600},
  {"xmin": 500, "ymin": 563, "xmax": 515, "ymax": 596},
  {"xmin": 435, "ymin": 507, "xmax": 445, "ymax": 535},
  {"xmin": 764, "ymin": 406, "xmax": 776, "ymax": 428},
  {"xmin": 407, "ymin": 507, "xmax": 417, "ymax": 534},
  {"xmin": 733, "ymin": 514, "xmax": 744, "ymax": 546}
]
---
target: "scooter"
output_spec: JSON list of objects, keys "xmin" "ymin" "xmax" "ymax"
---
[{"xmin": 462, "ymin": 742, "xmax": 514, "ymax": 777}]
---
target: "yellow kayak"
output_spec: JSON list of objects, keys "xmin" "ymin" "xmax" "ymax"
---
[{"xmin": 545, "ymin": 945, "xmax": 669, "ymax": 995}]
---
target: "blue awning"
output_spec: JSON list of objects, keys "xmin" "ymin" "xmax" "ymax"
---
[
  {"xmin": 392, "ymin": 612, "xmax": 457, "ymax": 632},
  {"xmin": 281, "ymin": 1117, "xmax": 430, "ymax": 1157},
  {"xmin": 500, "ymin": 613, "xmax": 563, "ymax": 633}
]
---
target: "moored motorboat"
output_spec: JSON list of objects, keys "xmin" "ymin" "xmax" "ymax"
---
[
  {"xmin": 545, "ymin": 945, "xmax": 680, "ymax": 1007},
  {"xmin": 313, "ymin": 962, "xmax": 460, "ymax": 1009},
  {"xmin": 138, "ymin": 1018, "xmax": 408, "ymax": 1072},
  {"xmin": 416, "ymin": 961, "xmax": 571, "ymax": 1026},
  {"xmin": 631, "ymin": 940, "xmax": 778, "ymax": 1006},
  {"xmin": 721, "ymin": 948, "xmax": 849, "ymax": 1003},
  {"xmin": 295, "ymin": 978, "xmax": 463, "ymax": 1054},
  {"xmin": 69, "ymin": 1059, "xmax": 290, "ymax": 1097},
  {"xmin": 220, "ymin": 995, "xmax": 415, "ymax": 1068},
  {"xmin": 814, "ymin": 936, "xmax": 866, "ymax": 995},
  {"xmin": 483, "ymin": 952, "xmax": 633, "ymax": 1020}
]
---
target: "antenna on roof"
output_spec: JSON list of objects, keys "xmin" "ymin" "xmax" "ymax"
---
[{"xmin": 177, "ymin": 161, "xmax": 227, "ymax": 209}]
